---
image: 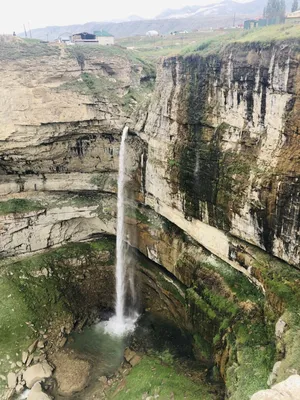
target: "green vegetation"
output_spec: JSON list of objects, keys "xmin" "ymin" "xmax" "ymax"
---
[
  {"xmin": 0, "ymin": 237, "xmax": 116, "ymax": 394},
  {"xmin": 67, "ymin": 44, "xmax": 143, "ymax": 64},
  {"xmin": 249, "ymin": 245, "xmax": 300, "ymax": 310},
  {"xmin": 54, "ymin": 192, "xmax": 115, "ymax": 221},
  {"xmin": 168, "ymin": 159, "xmax": 179, "ymax": 168},
  {"xmin": 263, "ymin": 0, "xmax": 286, "ymax": 19},
  {"xmin": 180, "ymin": 24, "xmax": 300, "ymax": 57},
  {"xmin": 227, "ymin": 319, "xmax": 275, "ymax": 400},
  {"xmin": 125, "ymin": 205, "xmax": 164, "ymax": 229},
  {"xmin": 122, "ymin": 81, "xmax": 154, "ymax": 112},
  {"xmin": 0, "ymin": 198, "xmax": 44, "ymax": 215},
  {"xmin": 0, "ymin": 277, "xmax": 36, "ymax": 393},
  {"xmin": 0, "ymin": 39, "xmax": 59, "ymax": 61},
  {"xmin": 198, "ymin": 256, "xmax": 263, "ymax": 303},
  {"xmin": 235, "ymin": 24, "xmax": 300, "ymax": 43},
  {"xmin": 109, "ymin": 355, "xmax": 216, "ymax": 400},
  {"xmin": 59, "ymin": 72, "xmax": 119, "ymax": 101},
  {"xmin": 125, "ymin": 206, "xmax": 150, "ymax": 225},
  {"xmin": 291, "ymin": 0, "xmax": 298, "ymax": 12},
  {"xmin": 116, "ymin": 30, "xmax": 224, "ymax": 61},
  {"xmin": 90, "ymin": 173, "xmax": 117, "ymax": 190},
  {"xmin": 181, "ymin": 247, "xmax": 275, "ymax": 400},
  {"xmin": 275, "ymin": 311, "xmax": 300, "ymax": 383}
]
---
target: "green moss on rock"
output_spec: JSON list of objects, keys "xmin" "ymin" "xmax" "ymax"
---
[{"xmin": 0, "ymin": 198, "xmax": 44, "ymax": 215}]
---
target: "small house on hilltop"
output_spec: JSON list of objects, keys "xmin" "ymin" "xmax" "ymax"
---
[
  {"xmin": 72, "ymin": 32, "xmax": 98, "ymax": 44},
  {"xmin": 286, "ymin": 10, "xmax": 300, "ymax": 24},
  {"xmin": 94, "ymin": 30, "xmax": 114, "ymax": 45}
]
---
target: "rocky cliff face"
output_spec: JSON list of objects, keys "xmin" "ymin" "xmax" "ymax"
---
[
  {"xmin": 1, "ymin": 39, "xmax": 300, "ymax": 400},
  {"xmin": 140, "ymin": 40, "xmax": 300, "ymax": 271}
]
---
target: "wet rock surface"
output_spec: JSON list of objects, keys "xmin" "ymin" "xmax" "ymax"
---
[{"xmin": 50, "ymin": 350, "xmax": 91, "ymax": 397}]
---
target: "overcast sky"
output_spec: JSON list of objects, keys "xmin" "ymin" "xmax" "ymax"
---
[{"xmin": 1, "ymin": 0, "xmax": 249, "ymax": 34}]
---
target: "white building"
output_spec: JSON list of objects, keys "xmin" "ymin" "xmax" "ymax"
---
[{"xmin": 146, "ymin": 30, "xmax": 159, "ymax": 37}]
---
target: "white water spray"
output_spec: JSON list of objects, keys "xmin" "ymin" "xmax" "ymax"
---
[
  {"xmin": 103, "ymin": 126, "xmax": 138, "ymax": 336},
  {"xmin": 115, "ymin": 126, "xmax": 128, "ymax": 325}
]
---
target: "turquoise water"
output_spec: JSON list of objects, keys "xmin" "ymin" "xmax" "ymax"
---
[{"xmin": 69, "ymin": 322, "xmax": 127, "ymax": 374}]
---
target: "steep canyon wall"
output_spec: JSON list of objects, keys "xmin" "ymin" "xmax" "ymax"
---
[{"xmin": 1, "ymin": 39, "xmax": 300, "ymax": 399}]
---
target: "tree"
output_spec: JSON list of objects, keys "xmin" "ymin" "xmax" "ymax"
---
[
  {"xmin": 291, "ymin": 0, "xmax": 298, "ymax": 11},
  {"xmin": 264, "ymin": 0, "xmax": 286, "ymax": 19}
]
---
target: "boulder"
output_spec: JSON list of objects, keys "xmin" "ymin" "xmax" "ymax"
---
[
  {"xmin": 98, "ymin": 376, "xmax": 108, "ymax": 385},
  {"xmin": 23, "ymin": 361, "xmax": 53, "ymax": 389},
  {"xmin": 28, "ymin": 340, "xmax": 38, "ymax": 354},
  {"xmin": 275, "ymin": 319, "xmax": 287, "ymax": 339},
  {"xmin": 26, "ymin": 354, "xmax": 34, "ymax": 367},
  {"xmin": 51, "ymin": 351, "xmax": 91, "ymax": 396},
  {"xmin": 251, "ymin": 375, "xmax": 300, "ymax": 400},
  {"xmin": 130, "ymin": 355, "xmax": 142, "ymax": 367},
  {"xmin": 16, "ymin": 383, "xmax": 24, "ymax": 394},
  {"xmin": 267, "ymin": 361, "xmax": 282, "ymax": 386},
  {"xmin": 37, "ymin": 341, "xmax": 45, "ymax": 349},
  {"xmin": 124, "ymin": 348, "xmax": 136, "ymax": 363},
  {"xmin": 7, "ymin": 372, "xmax": 16, "ymax": 389},
  {"xmin": 27, "ymin": 382, "xmax": 52, "ymax": 400},
  {"xmin": 22, "ymin": 351, "xmax": 29, "ymax": 364}
]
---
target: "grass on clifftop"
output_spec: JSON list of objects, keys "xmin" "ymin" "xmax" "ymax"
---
[
  {"xmin": 0, "ymin": 37, "xmax": 60, "ymax": 60},
  {"xmin": 181, "ymin": 24, "xmax": 300, "ymax": 56}
]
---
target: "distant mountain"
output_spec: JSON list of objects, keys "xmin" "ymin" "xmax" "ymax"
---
[
  {"xmin": 109, "ymin": 15, "xmax": 145, "ymax": 23},
  {"xmin": 155, "ymin": 0, "xmax": 266, "ymax": 19},
  {"xmin": 126, "ymin": 15, "xmax": 145, "ymax": 22},
  {"xmin": 157, "ymin": 5, "xmax": 203, "ymax": 19},
  {"xmin": 20, "ymin": 0, "xmax": 294, "ymax": 41}
]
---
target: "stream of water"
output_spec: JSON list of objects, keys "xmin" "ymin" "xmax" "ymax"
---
[{"xmin": 103, "ymin": 126, "xmax": 138, "ymax": 336}]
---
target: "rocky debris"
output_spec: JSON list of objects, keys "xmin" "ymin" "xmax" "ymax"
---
[
  {"xmin": 7, "ymin": 372, "xmax": 16, "ymax": 389},
  {"xmin": 27, "ymin": 382, "xmax": 52, "ymax": 400},
  {"xmin": 26, "ymin": 354, "xmax": 34, "ymax": 367},
  {"xmin": 28, "ymin": 340, "xmax": 39, "ymax": 354},
  {"xmin": 251, "ymin": 374, "xmax": 300, "ymax": 400},
  {"xmin": 98, "ymin": 376, "xmax": 108, "ymax": 385},
  {"xmin": 124, "ymin": 348, "xmax": 136, "ymax": 363},
  {"xmin": 267, "ymin": 361, "xmax": 282, "ymax": 386},
  {"xmin": 37, "ymin": 341, "xmax": 45, "ymax": 349},
  {"xmin": 22, "ymin": 351, "xmax": 29, "ymax": 364},
  {"xmin": 57, "ymin": 337, "xmax": 67, "ymax": 348},
  {"xmin": 23, "ymin": 361, "xmax": 53, "ymax": 389},
  {"xmin": 16, "ymin": 383, "xmax": 24, "ymax": 394},
  {"xmin": 3, "ymin": 388, "xmax": 15, "ymax": 400},
  {"xmin": 130, "ymin": 355, "xmax": 142, "ymax": 367},
  {"xmin": 51, "ymin": 350, "xmax": 91, "ymax": 396},
  {"xmin": 16, "ymin": 361, "xmax": 23, "ymax": 368},
  {"xmin": 275, "ymin": 318, "xmax": 287, "ymax": 339},
  {"xmin": 124, "ymin": 348, "xmax": 141, "ymax": 367}
]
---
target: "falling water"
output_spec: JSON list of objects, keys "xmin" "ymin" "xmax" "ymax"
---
[
  {"xmin": 103, "ymin": 126, "xmax": 138, "ymax": 336},
  {"xmin": 115, "ymin": 126, "xmax": 128, "ymax": 325}
]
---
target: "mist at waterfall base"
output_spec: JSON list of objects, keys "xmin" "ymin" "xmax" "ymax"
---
[{"xmin": 101, "ymin": 126, "xmax": 139, "ymax": 337}]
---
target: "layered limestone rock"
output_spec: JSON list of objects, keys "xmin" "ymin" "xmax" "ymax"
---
[
  {"xmin": 138, "ymin": 40, "xmax": 300, "ymax": 270},
  {"xmin": 1, "ymin": 38, "xmax": 300, "ymax": 400}
]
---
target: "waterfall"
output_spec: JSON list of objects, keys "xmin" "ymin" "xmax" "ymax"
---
[
  {"xmin": 103, "ymin": 126, "xmax": 138, "ymax": 336},
  {"xmin": 115, "ymin": 126, "xmax": 128, "ymax": 326}
]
